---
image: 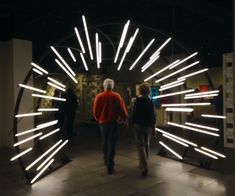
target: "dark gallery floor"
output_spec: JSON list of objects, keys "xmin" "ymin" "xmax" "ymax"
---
[{"xmin": 1, "ymin": 124, "xmax": 235, "ymax": 196}]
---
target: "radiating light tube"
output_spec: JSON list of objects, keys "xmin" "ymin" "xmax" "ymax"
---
[
  {"xmin": 99, "ymin": 42, "xmax": 102, "ymax": 63},
  {"xmin": 168, "ymin": 122, "xmax": 219, "ymax": 137},
  {"xmin": 13, "ymin": 133, "xmax": 42, "ymax": 147},
  {"xmin": 31, "ymin": 159, "xmax": 54, "ymax": 184},
  {"xmin": 194, "ymin": 148, "xmax": 218, "ymax": 159},
  {"xmin": 159, "ymin": 141, "xmax": 183, "ymax": 159},
  {"xmin": 162, "ymin": 134, "xmax": 189, "ymax": 147},
  {"xmin": 144, "ymin": 59, "xmax": 180, "ymax": 82},
  {"xmin": 39, "ymin": 128, "xmax": 60, "ymax": 140},
  {"xmin": 178, "ymin": 68, "xmax": 208, "ymax": 80},
  {"xmin": 67, "ymin": 48, "xmax": 76, "ymax": 62},
  {"xmin": 141, "ymin": 55, "xmax": 160, "ymax": 72},
  {"xmin": 80, "ymin": 53, "xmax": 88, "ymax": 71},
  {"xmin": 16, "ymin": 120, "xmax": 58, "ymax": 136},
  {"xmin": 155, "ymin": 61, "xmax": 200, "ymax": 83},
  {"xmin": 51, "ymin": 46, "xmax": 76, "ymax": 76},
  {"xmin": 185, "ymin": 122, "xmax": 219, "ymax": 131},
  {"xmin": 37, "ymin": 140, "xmax": 69, "ymax": 171},
  {"xmin": 31, "ymin": 62, "xmax": 48, "ymax": 74},
  {"xmin": 153, "ymin": 37, "xmax": 171, "ymax": 54},
  {"xmin": 117, "ymin": 51, "xmax": 128, "ymax": 71},
  {"xmin": 160, "ymin": 78, "xmax": 185, "ymax": 88},
  {"xmin": 185, "ymin": 90, "xmax": 219, "ymax": 97},
  {"xmin": 47, "ymin": 82, "xmax": 66, "ymax": 92},
  {"xmin": 11, "ymin": 147, "xmax": 33, "ymax": 161},
  {"xmin": 150, "ymin": 51, "xmax": 160, "ymax": 60},
  {"xmin": 153, "ymin": 89, "xmax": 194, "ymax": 99},
  {"xmin": 47, "ymin": 77, "xmax": 66, "ymax": 88},
  {"xmin": 201, "ymin": 147, "xmax": 226, "ymax": 158},
  {"xmin": 82, "ymin": 15, "xmax": 93, "ymax": 60},
  {"xmin": 74, "ymin": 27, "xmax": 85, "ymax": 53},
  {"xmin": 201, "ymin": 114, "xmax": 226, "ymax": 119},
  {"xmin": 32, "ymin": 93, "xmax": 66, "ymax": 101},
  {"xmin": 162, "ymin": 103, "xmax": 211, "ymax": 107},
  {"xmin": 184, "ymin": 94, "xmax": 218, "ymax": 99},
  {"xmin": 55, "ymin": 59, "xmax": 78, "ymax": 83},
  {"xmin": 15, "ymin": 112, "xmax": 42, "ymax": 118},
  {"xmin": 169, "ymin": 52, "xmax": 198, "ymax": 70},
  {"xmin": 95, "ymin": 33, "xmax": 100, "ymax": 69},
  {"xmin": 26, "ymin": 140, "xmax": 62, "ymax": 171},
  {"xmin": 129, "ymin": 39, "xmax": 155, "ymax": 70},
  {"xmin": 36, "ymin": 120, "xmax": 58, "ymax": 128},
  {"xmin": 32, "ymin": 68, "xmax": 43, "ymax": 75},
  {"xmin": 165, "ymin": 108, "xmax": 193, "ymax": 112},
  {"xmin": 37, "ymin": 108, "xmax": 59, "ymax": 112},
  {"xmin": 159, "ymin": 82, "xmax": 184, "ymax": 91},
  {"xmin": 19, "ymin": 84, "xmax": 46, "ymax": 94},
  {"xmin": 155, "ymin": 127, "xmax": 198, "ymax": 146},
  {"xmin": 114, "ymin": 20, "xmax": 130, "ymax": 63}
]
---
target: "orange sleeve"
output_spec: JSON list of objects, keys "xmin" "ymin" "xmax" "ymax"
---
[
  {"xmin": 93, "ymin": 95, "xmax": 100, "ymax": 121},
  {"xmin": 118, "ymin": 95, "xmax": 128, "ymax": 120}
]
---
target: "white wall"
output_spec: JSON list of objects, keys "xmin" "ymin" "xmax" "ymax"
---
[{"xmin": 0, "ymin": 39, "xmax": 33, "ymax": 148}]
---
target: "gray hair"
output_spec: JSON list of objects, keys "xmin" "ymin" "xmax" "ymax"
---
[{"xmin": 103, "ymin": 78, "xmax": 114, "ymax": 90}]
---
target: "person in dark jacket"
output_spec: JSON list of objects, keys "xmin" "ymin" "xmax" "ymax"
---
[{"xmin": 130, "ymin": 82, "xmax": 156, "ymax": 176}]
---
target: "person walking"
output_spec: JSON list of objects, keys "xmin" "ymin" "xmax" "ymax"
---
[
  {"xmin": 93, "ymin": 78, "xmax": 128, "ymax": 174},
  {"xmin": 130, "ymin": 83, "xmax": 156, "ymax": 176}
]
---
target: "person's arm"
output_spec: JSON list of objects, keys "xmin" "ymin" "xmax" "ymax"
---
[{"xmin": 93, "ymin": 95, "xmax": 100, "ymax": 122}]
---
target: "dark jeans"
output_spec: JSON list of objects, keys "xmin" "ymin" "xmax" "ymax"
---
[{"xmin": 100, "ymin": 121, "xmax": 117, "ymax": 169}]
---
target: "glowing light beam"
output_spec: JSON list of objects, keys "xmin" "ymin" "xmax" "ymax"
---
[
  {"xmin": 67, "ymin": 48, "xmax": 76, "ymax": 62},
  {"xmin": 10, "ymin": 147, "xmax": 33, "ymax": 161},
  {"xmin": 15, "ymin": 112, "xmax": 42, "ymax": 118},
  {"xmin": 159, "ymin": 141, "xmax": 183, "ymax": 159},
  {"xmin": 162, "ymin": 103, "xmax": 211, "ymax": 107},
  {"xmin": 201, "ymin": 114, "xmax": 226, "ymax": 119},
  {"xmin": 82, "ymin": 15, "xmax": 93, "ymax": 60},
  {"xmin": 80, "ymin": 53, "xmax": 88, "ymax": 71},
  {"xmin": 19, "ymin": 84, "xmax": 46, "ymax": 94},
  {"xmin": 74, "ymin": 27, "xmax": 85, "ymax": 53},
  {"xmin": 152, "ymin": 89, "xmax": 194, "ymax": 99},
  {"xmin": 39, "ymin": 128, "xmax": 60, "ymax": 140},
  {"xmin": 194, "ymin": 148, "xmax": 218, "ymax": 159},
  {"xmin": 165, "ymin": 108, "xmax": 194, "ymax": 112},
  {"xmin": 162, "ymin": 134, "xmax": 189, "ymax": 147},
  {"xmin": 47, "ymin": 82, "xmax": 66, "ymax": 92},
  {"xmin": 201, "ymin": 147, "xmax": 226, "ymax": 158},
  {"xmin": 32, "ymin": 93, "xmax": 66, "ymax": 101},
  {"xmin": 31, "ymin": 62, "xmax": 48, "ymax": 74},
  {"xmin": 13, "ymin": 133, "xmax": 42, "ymax": 147},
  {"xmin": 178, "ymin": 68, "xmax": 208, "ymax": 80},
  {"xmin": 185, "ymin": 122, "xmax": 219, "ymax": 131},
  {"xmin": 47, "ymin": 77, "xmax": 66, "ymax": 88},
  {"xmin": 169, "ymin": 52, "xmax": 198, "ymax": 69}
]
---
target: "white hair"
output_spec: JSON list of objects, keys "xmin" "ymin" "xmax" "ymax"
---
[{"xmin": 103, "ymin": 78, "xmax": 114, "ymax": 90}]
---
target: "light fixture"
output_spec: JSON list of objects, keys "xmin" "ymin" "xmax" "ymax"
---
[
  {"xmin": 155, "ymin": 61, "xmax": 200, "ymax": 83},
  {"xmin": 99, "ymin": 42, "xmax": 102, "ymax": 63},
  {"xmin": 95, "ymin": 33, "xmax": 100, "ymax": 69},
  {"xmin": 19, "ymin": 84, "xmax": 46, "ymax": 94},
  {"xmin": 80, "ymin": 53, "xmax": 88, "ymax": 71},
  {"xmin": 117, "ymin": 28, "xmax": 139, "ymax": 71},
  {"xmin": 25, "ymin": 140, "xmax": 62, "ymax": 171},
  {"xmin": 114, "ymin": 20, "xmax": 130, "ymax": 63},
  {"xmin": 201, "ymin": 147, "xmax": 226, "ymax": 158},
  {"xmin": 184, "ymin": 94, "xmax": 218, "ymax": 99},
  {"xmin": 15, "ymin": 112, "xmax": 42, "ymax": 118},
  {"xmin": 159, "ymin": 141, "xmax": 183, "ymax": 159},
  {"xmin": 31, "ymin": 159, "xmax": 54, "ymax": 184},
  {"xmin": 51, "ymin": 46, "xmax": 76, "ymax": 76},
  {"xmin": 47, "ymin": 82, "xmax": 66, "ymax": 92},
  {"xmin": 168, "ymin": 122, "xmax": 220, "ymax": 137},
  {"xmin": 155, "ymin": 127, "xmax": 198, "ymax": 146},
  {"xmin": 178, "ymin": 68, "xmax": 208, "ymax": 80},
  {"xmin": 159, "ymin": 82, "xmax": 184, "ymax": 91},
  {"xmin": 185, "ymin": 90, "xmax": 219, "ymax": 97},
  {"xmin": 82, "ymin": 15, "xmax": 94, "ymax": 60},
  {"xmin": 185, "ymin": 122, "xmax": 219, "ymax": 131},
  {"xmin": 144, "ymin": 59, "xmax": 180, "ymax": 82},
  {"xmin": 10, "ymin": 147, "xmax": 33, "ymax": 161},
  {"xmin": 13, "ymin": 133, "xmax": 42, "ymax": 147},
  {"xmin": 201, "ymin": 114, "xmax": 226, "ymax": 119},
  {"xmin": 55, "ymin": 59, "xmax": 78, "ymax": 83},
  {"xmin": 141, "ymin": 55, "xmax": 160, "ymax": 72},
  {"xmin": 153, "ymin": 89, "xmax": 194, "ymax": 99},
  {"xmin": 36, "ymin": 140, "xmax": 69, "ymax": 171},
  {"xmin": 37, "ymin": 108, "xmax": 59, "ymax": 112},
  {"xmin": 162, "ymin": 103, "xmax": 211, "ymax": 107},
  {"xmin": 67, "ymin": 48, "xmax": 76, "ymax": 62},
  {"xmin": 169, "ymin": 52, "xmax": 198, "ymax": 69},
  {"xmin": 165, "ymin": 108, "xmax": 194, "ymax": 112},
  {"xmin": 194, "ymin": 148, "xmax": 218, "ymax": 159},
  {"xmin": 153, "ymin": 37, "xmax": 171, "ymax": 55},
  {"xmin": 32, "ymin": 68, "xmax": 43, "ymax": 75},
  {"xmin": 162, "ymin": 134, "xmax": 189, "ymax": 147},
  {"xmin": 36, "ymin": 120, "xmax": 58, "ymax": 128},
  {"xmin": 74, "ymin": 27, "xmax": 86, "ymax": 53},
  {"xmin": 129, "ymin": 39, "xmax": 155, "ymax": 70},
  {"xmin": 160, "ymin": 78, "xmax": 185, "ymax": 88},
  {"xmin": 47, "ymin": 77, "xmax": 66, "ymax": 88},
  {"xmin": 32, "ymin": 93, "xmax": 66, "ymax": 101},
  {"xmin": 39, "ymin": 128, "xmax": 60, "ymax": 140},
  {"xmin": 31, "ymin": 62, "xmax": 48, "ymax": 74}
]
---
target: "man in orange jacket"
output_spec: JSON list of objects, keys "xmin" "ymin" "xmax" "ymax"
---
[{"xmin": 93, "ymin": 78, "xmax": 128, "ymax": 174}]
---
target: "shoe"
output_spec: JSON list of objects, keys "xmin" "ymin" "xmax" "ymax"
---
[{"xmin": 142, "ymin": 169, "xmax": 148, "ymax": 176}]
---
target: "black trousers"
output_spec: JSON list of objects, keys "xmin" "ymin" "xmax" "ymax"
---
[{"xmin": 100, "ymin": 121, "xmax": 117, "ymax": 169}]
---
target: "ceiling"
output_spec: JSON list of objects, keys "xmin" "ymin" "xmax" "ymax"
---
[{"xmin": 0, "ymin": 0, "xmax": 232, "ymax": 69}]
